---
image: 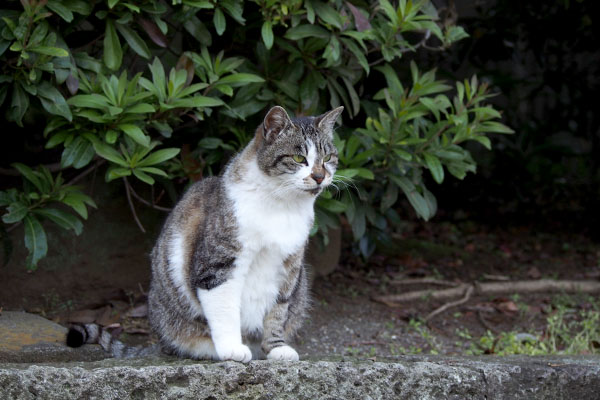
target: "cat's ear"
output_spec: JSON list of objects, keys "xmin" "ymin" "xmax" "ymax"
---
[
  {"xmin": 315, "ymin": 106, "xmax": 344, "ymax": 136},
  {"xmin": 263, "ymin": 106, "xmax": 293, "ymax": 144}
]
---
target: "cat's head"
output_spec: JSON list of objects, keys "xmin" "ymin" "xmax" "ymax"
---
[{"xmin": 255, "ymin": 105, "xmax": 343, "ymax": 197}]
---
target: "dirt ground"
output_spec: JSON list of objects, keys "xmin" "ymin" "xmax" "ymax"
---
[{"xmin": 1, "ymin": 175, "xmax": 599, "ymax": 359}]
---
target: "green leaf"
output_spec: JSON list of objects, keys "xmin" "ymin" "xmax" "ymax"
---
[
  {"xmin": 23, "ymin": 215, "xmax": 47, "ymax": 270},
  {"xmin": 104, "ymin": 19, "xmax": 123, "ymax": 70},
  {"xmin": 47, "ymin": 0, "xmax": 74, "ymax": 22},
  {"xmin": 61, "ymin": 192, "xmax": 96, "ymax": 219},
  {"xmin": 125, "ymin": 103, "xmax": 155, "ymax": 113},
  {"xmin": 37, "ymin": 82, "xmax": 72, "ymax": 121},
  {"xmin": 12, "ymin": 163, "xmax": 43, "ymax": 193},
  {"xmin": 132, "ymin": 168, "xmax": 154, "ymax": 185},
  {"xmin": 33, "ymin": 208, "xmax": 83, "ymax": 235},
  {"xmin": 28, "ymin": 46, "xmax": 69, "ymax": 57},
  {"xmin": 106, "ymin": 167, "xmax": 131, "ymax": 181},
  {"xmin": 9, "ymin": 83, "xmax": 29, "ymax": 126},
  {"xmin": 317, "ymin": 198, "xmax": 347, "ymax": 213},
  {"xmin": 261, "ymin": 21, "xmax": 273, "ymax": 50},
  {"xmin": 423, "ymin": 153, "xmax": 444, "ymax": 184},
  {"xmin": 471, "ymin": 135, "xmax": 491, "ymax": 150},
  {"xmin": 285, "ymin": 24, "xmax": 330, "ymax": 40},
  {"xmin": 85, "ymin": 135, "xmax": 129, "ymax": 167},
  {"xmin": 2, "ymin": 202, "xmax": 29, "ymax": 224},
  {"xmin": 216, "ymin": 73, "xmax": 264, "ymax": 87},
  {"xmin": 340, "ymin": 38, "xmax": 369, "ymax": 74},
  {"xmin": 479, "ymin": 121, "xmax": 515, "ymax": 134},
  {"xmin": 137, "ymin": 148, "xmax": 180, "ymax": 167},
  {"xmin": 213, "ymin": 8, "xmax": 226, "ymax": 36},
  {"xmin": 67, "ymin": 93, "xmax": 110, "ymax": 109},
  {"xmin": 381, "ymin": 183, "xmax": 398, "ymax": 212},
  {"xmin": 139, "ymin": 167, "xmax": 167, "ymax": 177},
  {"xmin": 166, "ymin": 96, "xmax": 224, "ymax": 109},
  {"xmin": 115, "ymin": 23, "xmax": 151, "ymax": 59},
  {"xmin": 391, "ymin": 175, "xmax": 432, "ymax": 220},
  {"xmin": 312, "ymin": 1, "xmax": 342, "ymax": 29},
  {"xmin": 61, "ymin": 136, "xmax": 95, "ymax": 169},
  {"xmin": 117, "ymin": 124, "xmax": 150, "ymax": 147}
]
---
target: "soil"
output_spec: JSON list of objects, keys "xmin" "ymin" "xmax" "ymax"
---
[{"xmin": 1, "ymin": 181, "xmax": 598, "ymax": 359}]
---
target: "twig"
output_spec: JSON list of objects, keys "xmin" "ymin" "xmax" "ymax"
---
[
  {"xmin": 424, "ymin": 285, "xmax": 473, "ymax": 322},
  {"xmin": 66, "ymin": 159, "xmax": 106, "ymax": 186},
  {"xmin": 123, "ymin": 177, "xmax": 146, "ymax": 233},
  {"xmin": 477, "ymin": 310, "xmax": 499, "ymax": 334},
  {"xmin": 373, "ymin": 280, "xmax": 600, "ymax": 307},
  {"xmin": 127, "ymin": 182, "xmax": 172, "ymax": 212},
  {"xmin": 391, "ymin": 278, "xmax": 460, "ymax": 287}
]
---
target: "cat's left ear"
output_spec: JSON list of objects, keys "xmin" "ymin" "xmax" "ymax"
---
[
  {"xmin": 315, "ymin": 106, "xmax": 344, "ymax": 137},
  {"xmin": 263, "ymin": 106, "xmax": 293, "ymax": 144}
]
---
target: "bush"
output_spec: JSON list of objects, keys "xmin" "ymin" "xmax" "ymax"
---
[{"xmin": 0, "ymin": 0, "xmax": 511, "ymax": 269}]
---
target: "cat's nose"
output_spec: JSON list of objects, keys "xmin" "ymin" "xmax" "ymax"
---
[{"xmin": 311, "ymin": 173, "xmax": 325, "ymax": 185}]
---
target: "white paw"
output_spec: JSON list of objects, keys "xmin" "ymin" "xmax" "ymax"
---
[
  {"xmin": 216, "ymin": 343, "xmax": 252, "ymax": 363},
  {"xmin": 267, "ymin": 345, "xmax": 299, "ymax": 361}
]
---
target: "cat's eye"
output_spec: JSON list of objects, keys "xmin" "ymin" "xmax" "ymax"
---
[
  {"xmin": 323, "ymin": 154, "xmax": 332, "ymax": 162},
  {"xmin": 292, "ymin": 154, "xmax": 306, "ymax": 163}
]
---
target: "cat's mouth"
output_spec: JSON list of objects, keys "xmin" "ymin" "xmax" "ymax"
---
[{"xmin": 304, "ymin": 187, "xmax": 321, "ymax": 195}]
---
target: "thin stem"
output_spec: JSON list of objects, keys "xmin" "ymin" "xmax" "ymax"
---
[
  {"xmin": 66, "ymin": 159, "xmax": 106, "ymax": 186},
  {"xmin": 128, "ymin": 182, "xmax": 172, "ymax": 212},
  {"xmin": 123, "ymin": 177, "xmax": 146, "ymax": 233}
]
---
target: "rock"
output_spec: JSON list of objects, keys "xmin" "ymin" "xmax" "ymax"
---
[
  {"xmin": 0, "ymin": 312, "xmax": 67, "ymax": 352},
  {"xmin": 306, "ymin": 227, "xmax": 342, "ymax": 278},
  {"xmin": 0, "ymin": 311, "xmax": 108, "ymax": 363},
  {"xmin": 1, "ymin": 355, "xmax": 599, "ymax": 399}
]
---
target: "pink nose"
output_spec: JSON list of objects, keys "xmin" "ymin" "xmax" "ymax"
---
[{"xmin": 312, "ymin": 173, "xmax": 324, "ymax": 185}]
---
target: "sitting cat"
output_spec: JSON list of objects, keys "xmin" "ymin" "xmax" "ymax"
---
[{"xmin": 67, "ymin": 105, "xmax": 343, "ymax": 362}]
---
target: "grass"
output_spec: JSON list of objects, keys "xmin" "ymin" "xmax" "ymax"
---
[{"xmin": 465, "ymin": 294, "xmax": 600, "ymax": 356}]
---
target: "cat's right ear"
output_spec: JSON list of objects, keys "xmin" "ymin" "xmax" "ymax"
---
[{"xmin": 263, "ymin": 106, "xmax": 292, "ymax": 144}]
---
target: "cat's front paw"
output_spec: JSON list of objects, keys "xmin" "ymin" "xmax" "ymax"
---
[
  {"xmin": 216, "ymin": 343, "xmax": 252, "ymax": 363},
  {"xmin": 266, "ymin": 345, "xmax": 299, "ymax": 361}
]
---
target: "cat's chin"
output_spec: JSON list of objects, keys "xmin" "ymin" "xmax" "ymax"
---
[{"xmin": 303, "ymin": 187, "xmax": 322, "ymax": 196}]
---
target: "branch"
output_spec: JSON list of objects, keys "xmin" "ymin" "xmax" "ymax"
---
[
  {"xmin": 424, "ymin": 285, "xmax": 473, "ymax": 322},
  {"xmin": 372, "ymin": 280, "xmax": 600, "ymax": 307},
  {"xmin": 123, "ymin": 177, "xmax": 146, "ymax": 233},
  {"xmin": 66, "ymin": 160, "xmax": 106, "ymax": 186},
  {"xmin": 391, "ymin": 278, "xmax": 460, "ymax": 287},
  {"xmin": 127, "ymin": 182, "xmax": 172, "ymax": 212}
]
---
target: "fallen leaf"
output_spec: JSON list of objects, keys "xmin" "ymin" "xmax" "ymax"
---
[
  {"xmin": 495, "ymin": 300, "xmax": 518, "ymax": 313},
  {"xmin": 95, "ymin": 305, "xmax": 120, "ymax": 327},
  {"xmin": 67, "ymin": 308, "xmax": 102, "ymax": 324},
  {"xmin": 126, "ymin": 303, "xmax": 148, "ymax": 318},
  {"xmin": 527, "ymin": 266, "xmax": 541, "ymax": 279}
]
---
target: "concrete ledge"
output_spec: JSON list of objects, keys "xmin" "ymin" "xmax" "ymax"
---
[{"xmin": 1, "ymin": 355, "xmax": 599, "ymax": 400}]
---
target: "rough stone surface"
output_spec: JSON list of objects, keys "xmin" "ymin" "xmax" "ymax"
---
[
  {"xmin": 0, "ymin": 311, "xmax": 107, "ymax": 363},
  {"xmin": 1, "ymin": 355, "xmax": 599, "ymax": 400},
  {"xmin": 0, "ymin": 312, "xmax": 67, "ymax": 352}
]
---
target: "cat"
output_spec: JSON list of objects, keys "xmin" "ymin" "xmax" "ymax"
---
[{"xmin": 67, "ymin": 105, "xmax": 343, "ymax": 362}]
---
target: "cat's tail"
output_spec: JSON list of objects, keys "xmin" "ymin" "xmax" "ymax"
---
[{"xmin": 66, "ymin": 324, "xmax": 159, "ymax": 358}]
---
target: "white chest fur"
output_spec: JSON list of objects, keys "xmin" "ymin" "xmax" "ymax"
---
[{"xmin": 225, "ymin": 160, "xmax": 315, "ymax": 334}]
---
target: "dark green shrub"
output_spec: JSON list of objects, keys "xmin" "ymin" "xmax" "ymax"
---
[{"xmin": 0, "ymin": 0, "xmax": 511, "ymax": 268}]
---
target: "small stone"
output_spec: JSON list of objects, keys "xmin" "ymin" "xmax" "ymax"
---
[{"xmin": 0, "ymin": 311, "xmax": 67, "ymax": 352}]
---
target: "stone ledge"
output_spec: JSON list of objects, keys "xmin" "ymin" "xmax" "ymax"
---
[{"xmin": 1, "ymin": 355, "xmax": 599, "ymax": 400}]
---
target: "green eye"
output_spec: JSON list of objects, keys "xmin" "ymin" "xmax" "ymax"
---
[
  {"xmin": 292, "ymin": 154, "xmax": 306, "ymax": 163},
  {"xmin": 323, "ymin": 154, "xmax": 332, "ymax": 162}
]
